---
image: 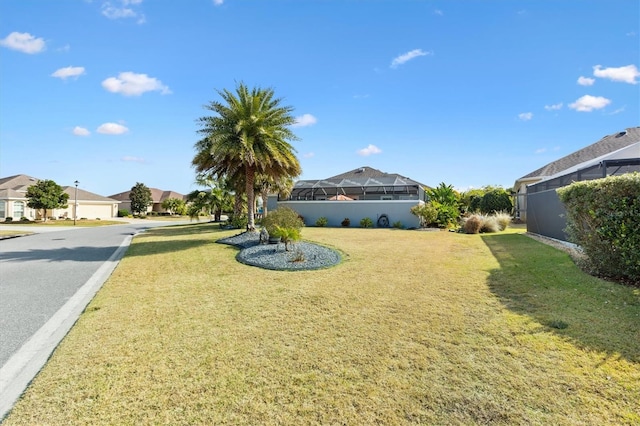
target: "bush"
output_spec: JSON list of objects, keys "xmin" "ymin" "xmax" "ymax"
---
[
  {"xmin": 341, "ymin": 218, "xmax": 351, "ymax": 227},
  {"xmin": 271, "ymin": 225, "xmax": 301, "ymax": 251},
  {"xmin": 410, "ymin": 203, "xmax": 438, "ymax": 227},
  {"xmin": 392, "ymin": 221, "xmax": 403, "ymax": 229},
  {"xmin": 463, "ymin": 214, "xmax": 483, "ymax": 234},
  {"xmin": 480, "ymin": 215, "xmax": 500, "ymax": 233},
  {"xmin": 20, "ymin": 217, "xmax": 30, "ymax": 222},
  {"xmin": 117, "ymin": 209, "xmax": 129, "ymax": 217},
  {"xmin": 360, "ymin": 217, "xmax": 373, "ymax": 228},
  {"xmin": 480, "ymin": 189, "xmax": 513, "ymax": 214},
  {"xmin": 495, "ymin": 211, "xmax": 512, "ymax": 231},
  {"xmin": 315, "ymin": 216, "xmax": 328, "ymax": 227},
  {"xmin": 229, "ymin": 214, "xmax": 248, "ymax": 229},
  {"xmin": 557, "ymin": 173, "xmax": 640, "ymax": 283},
  {"xmin": 5, "ymin": 217, "xmax": 13, "ymax": 222},
  {"xmin": 262, "ymin": 207, "xmax": 304, "ymax": 234},
  {"xmin": 433, "ymin": 201, "xmax": 460, "ymax": 228}
]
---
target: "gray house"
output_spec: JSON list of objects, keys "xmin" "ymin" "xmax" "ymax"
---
[
  {"xmin": 513, "ymin": 127, "xmax": 640, "ymax": 240},
  {"xmin": 272, "ymin": 166, "xmax": 429, "ymax": 228}
]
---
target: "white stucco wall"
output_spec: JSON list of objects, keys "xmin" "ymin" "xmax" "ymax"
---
[{"xmin": 276, "ymin": 200, "xmax": 422, "ymax": 228}]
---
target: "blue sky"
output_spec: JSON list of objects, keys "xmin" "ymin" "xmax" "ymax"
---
[{"xmin": 1, "ymin": 0, "xmax": 638, "ymax": 197}]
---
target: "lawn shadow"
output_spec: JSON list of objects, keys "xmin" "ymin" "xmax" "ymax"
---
[
  {"xmin": 123, "ymin": 222, "xmax": 234, "ymax": 258},
  {"xmin": 482, "ymin": 233, "xmax": 640, "ymax": 363}
]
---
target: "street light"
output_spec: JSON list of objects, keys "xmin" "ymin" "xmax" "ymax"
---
[{"xmin": 74, "ymin": 180, "xmax": 79, "ymax": 226}]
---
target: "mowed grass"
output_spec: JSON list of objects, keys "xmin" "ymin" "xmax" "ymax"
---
[
  {"xmin": 2, "ymin": 219, "xmax": 122, "ymax": 227},
  {"xmin": 4, "ymin": 225, "xmax": 639, "ymax": 425}
]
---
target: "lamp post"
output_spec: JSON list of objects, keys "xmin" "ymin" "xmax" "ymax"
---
[{"xmin": 74, "ymin": 180, "xmax": 79, "ymax": 226}]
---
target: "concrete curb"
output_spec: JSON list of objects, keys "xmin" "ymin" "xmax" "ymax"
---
[{"xmin": 0, "ymin": 232, "xmax": 138, "ymax": 421}]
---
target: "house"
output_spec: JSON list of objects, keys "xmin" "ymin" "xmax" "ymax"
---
[
  {"xmin": 273, "ymin": 166, "xmax": 429, "ymax": 228},
  {"xmin": 0, "ymin": 174, "xmax": 120, "ymax": 220},
  {"xmin": 109, "ymin": 188, "xmax": 187, "ymax": 214},
  {"xmin": 514, "ymin": 127, "xmax": 640, "ymax": 222}
]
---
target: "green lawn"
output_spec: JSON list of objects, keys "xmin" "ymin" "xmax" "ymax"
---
[
  {"xmin": 2, "ymin": 219, "xmax": 123, "ymax": 227},
  {"xmin": 4, "ymin": 224, "xmax": 639, "ymax": 425}
]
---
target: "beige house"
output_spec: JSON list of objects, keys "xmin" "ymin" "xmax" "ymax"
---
[
  {"xmin": 109, "ymin": 188, "xmax": 186, "ymax": 214},
  {"xmin": 0, "ymin": 174, "xmax": 120, "ymax": 220},
  {"xmin": 513, "ymin": 126, "xmax": 640, "ymax": 221}
]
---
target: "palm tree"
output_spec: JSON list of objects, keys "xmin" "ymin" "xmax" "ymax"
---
[
  {"xmin": 187, "ymin": 175, "xmax": 234, "ymax": 222},
  {"xmin": 193, "ymin": 83, "xmax": 301, "ymax": 230},
  {"xmin": 255, "ymin": 174, "xmax": 295, "ymax": 218}
]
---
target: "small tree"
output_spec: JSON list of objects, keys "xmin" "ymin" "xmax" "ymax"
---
[
  {"xmin": 161, "ymin": 197, "xmax": 186, "ymax": 215},
  {"xmin": 129, "ymin": 182, "xmax": 152, "ymax": 216},
  {"xmin": 479, "ymin": 188, "xmax": 512, "ymax": 214},
  {"xmin": 26, "ymin": 179, "xmax": 69, "ymax": 221}
]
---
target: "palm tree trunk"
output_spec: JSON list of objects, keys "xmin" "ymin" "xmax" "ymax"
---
[
  {"xmin": 261, "ymin": 193, "xmax": 269, "ymax": 218},
  {"xmin": 246, "ymin": 167, "xmax": 256, "ymax": 231}
]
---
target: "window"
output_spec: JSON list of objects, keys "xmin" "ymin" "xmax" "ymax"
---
[
  {"xmin": 380, "ymin": 195, "xmax": 393, "ymax": 201},
  {"xmin": 0, "ymin": 201, "xmax": 5, "ymax": 218},
  {"xmin": 13, "ymin": 201, "xmax": 25, "ymax": 218}
]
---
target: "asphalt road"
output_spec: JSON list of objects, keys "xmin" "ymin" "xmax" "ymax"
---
[{"xmin": 0, "ymin": 220, "xmax": 187, "ymax": 419}]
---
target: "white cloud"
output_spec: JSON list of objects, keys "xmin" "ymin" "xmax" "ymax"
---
[
  {"xmin": 101, "ymin": 1, "xmax": 145, "ymax": 23},
  {"xmin": 577, "ymin": 76, "xmax": 595, "ymax": 86},
  {"xmin": 357, "ymin": 144, "xmax": 382, "ymax": 156},
  {"xmin": 292, "ymin": 113, "xmax": 317, "ymax": 127},
  {"xmin": 607, "ymin": 106, "xmax": 626, "ymax": 115},
  {"xmin": 73, "ymin": 126, "xmax": 90, "ymax": 136},
  {"xmin": 0, "ymin": 32, "xmax": 46, "ymax": 54},
  {"xmin": 627, "ymin": 31, "xmax": 637, "ymax": 37},
  {"xmin": 52, "ymin": 66, "xmax": 86, "ymax": 80},
  {"xmin": 97, "ymin": 122, "xmax": 129, "ymax": 134},
  {"xmin": 544, "ymin": 102, "xmax": 563, "ymax": 111},
  {"xmin": 390, "ymin": 49, "xmax": 431, "ymax": 69},
  {"xmin": 122, "ymin": 156, "xmax": 145, "ymax": 163},
  {"xmin": 213, "ymin": 0, "xmax": 224, "ymax": 5},
  {"xmin": 303, "ymin": 152, "xmax": 315, "ymax": 158},
  {"xmin": 593, "ymin": 64, "xmax": 640, "ymax": 84},
  {"xmin": 569, "ymin": 95, "xmax": 611, "ymax": 112},
  {"xmin": 535, "ymin": 148, "xmax": 547, "ymax": 154},
  {"xmin": 434, "ymin": 9, "xmax": 443, "ymax": 15},
  {"xmin": 518, "ymin": 112, "xmax": 533, "ymax": 121},
  {"xmin": 102, "ymin": 72, "xmax": 171, "ymax": 96}
]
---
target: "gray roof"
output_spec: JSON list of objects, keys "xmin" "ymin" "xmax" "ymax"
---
[{"xmin": 517, "ymin": 127, "xmax": 640, "ymax": 181}]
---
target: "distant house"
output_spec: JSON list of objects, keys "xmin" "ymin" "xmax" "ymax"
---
[
  {"xmin": 0, "ymin": 174, "xmax": 120, "ymax": 220},
  {"xmin": 273, "ymin": 166, "xmax": 429, "ymax": 228},
  {"xmin": 109, "ymin": 188, "xmax": 187, "ymax": 214},
  {"xmin": 514, "ymin": 127, "xmax": 640, "ymax": 222}
]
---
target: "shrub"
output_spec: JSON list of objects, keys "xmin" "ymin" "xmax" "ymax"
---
[
  {"xmin": 20, "ymin": 217, "xmax": 30, "ymax": 222},
  {"xmin": 557, "ymin": 173, "xmax": 640, "ymax": 283},
  {"xmin": 117, "ymin": 209, "xmax": 129, "ymax": 217},
  {"xmin": 315, "ymin": 216, "xmax": 328, "ymax": 227},
  {"xmin": 495, "ymin": 211, "xmax": 512, "ymax": 231},
  {"xmin": 262, "ymin": 207, "xmax": 304, "ymax": 235},
  {"xmin": 480, "ymin": 189, "xmax": 513, "ymax": 214},
  {"xmin": 480, "ymin": 215, "xmax": 500, "ymax": 233},
  {"xmin": 360, "ymin": 217, "xmax": 373, "ymax": 228},
  {"xmin": 5, "ymin": 217, "xmax": 13, "ymax": 222},
  {"xmin": 272, "ymin": 225, "xmax": 301, "ymax": 251},
  {"xmin": 410, "ymin": 203, "xmax": 438, "ymax": 227},
  {"xmin": 229, "ymin": 214, "xmax": 248, "ymax": 229},
  {"xmin": 433, "ymin": 201, "xmax": 460, "ymax": 228},
  {"xmin": 341, "ymin": 218, "xmax": 351, "ymax": 227},
  {"xmin": 463, "ymin": 214, "xmax": 483, "ymax": 234},
  {"xmin": 392, "ymin": 221, "xmax": 403, "ymax": 229}
]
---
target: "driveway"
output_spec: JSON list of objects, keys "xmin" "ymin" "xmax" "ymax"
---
[{"xmin": 0, "ymin": 220, "xmax": 188, "ymax": 420}]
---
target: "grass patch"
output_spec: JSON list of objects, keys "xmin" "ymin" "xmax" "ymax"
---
[
  {"xmin": 4, "ymin": 225, "xmax": 639, "ymax": 425},
  {"xmin": 0, "ymin": 230, "xmax": 33, "ymax": 237}
]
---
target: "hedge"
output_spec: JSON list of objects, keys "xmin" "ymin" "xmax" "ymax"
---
[{"xmin": 557, "ymin": 172, "xmax": 640, "ymax": 284}]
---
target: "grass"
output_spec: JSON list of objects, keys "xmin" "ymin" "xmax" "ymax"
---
[{"xmin": 4, "ymin": 225, "xmax": 639, "ymax": 425}]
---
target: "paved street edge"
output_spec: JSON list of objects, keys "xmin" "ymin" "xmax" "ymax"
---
[{"xmin": 0, "ymin": 233, "xmax": 136, "ymax": 421}]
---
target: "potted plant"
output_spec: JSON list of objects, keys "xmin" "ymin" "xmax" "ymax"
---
[
  {"xmin": 261, "ymin": 207, "xmax": 304, "ymax": 244},
  {"xmin": 271, "ymin": 225, "xmax": 301, "ymax": 251}
]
